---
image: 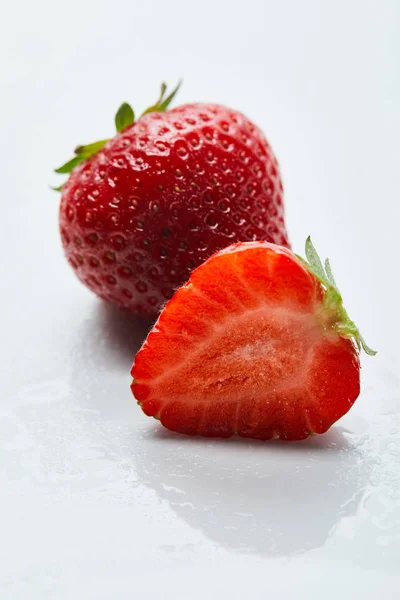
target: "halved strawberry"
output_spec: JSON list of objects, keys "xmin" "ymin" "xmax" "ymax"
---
[{"xmin": 131, "ymin": 238, "xmax": 375, "ymax": 441}]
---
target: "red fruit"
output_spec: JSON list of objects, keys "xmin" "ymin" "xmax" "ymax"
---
[
  {"xmin": 56, "ymin": 83, "xmax": 289, "ymax": 319},
  {"xmin": 131, "ymin": 238, "xmax": 375, "ymax": 441}
]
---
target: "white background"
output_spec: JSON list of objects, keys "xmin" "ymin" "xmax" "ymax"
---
[{"xmin": 1, "ymin": 1, "xmax": 399, "ymax": 598}]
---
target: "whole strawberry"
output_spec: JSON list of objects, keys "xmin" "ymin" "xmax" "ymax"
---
[
  {"xmin": 56, "ymin": 83, "xmax": 289, "ymax": 319},
  {"xmin": 132, "ymin": 238, "xmax": 376, "ymax": 441}
]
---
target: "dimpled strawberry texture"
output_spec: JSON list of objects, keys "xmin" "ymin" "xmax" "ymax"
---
[
  {"xmin": 59, "ymin": 104, "xmax": 289, "ymax": 319},
  {"xmin": 132, "ymin": 242, "xmax": 361, "ymax": 441}
]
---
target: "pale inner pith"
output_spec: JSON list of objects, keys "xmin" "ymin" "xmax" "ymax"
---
[{"xmin": 153, "ymin": 305, "xmax": 321, "ymax": 402}]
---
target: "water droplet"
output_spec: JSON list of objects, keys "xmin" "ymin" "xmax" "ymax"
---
[
  {"xmin": 130, "ymin": 197, "xmax": 139, "ymax": 209},
  {"xmin": 189, "ymin": 197, "xmax": 200, "ymax": 211},
  {"xmin": 218, "ymin": 199, "xmax": 230, "ymax": 213},
  {"xmin": 188, "ymin": 134, "xmax": 200, "ymax": 148},
  {"xmin": 155, "ymin": 141, "xmax": 167, "ymax": 153},
  {"xmin": 176, "ymin": 144, "xmax": 189, "ymax": 158},
  {"xmin": 206, "ymin": 151, "xmax": 214, "ymax": 163},
  {"xmin": 235, "ymin": 170, "xmax": 244, "ymax": 182},
  {"xmin": 232, "ymin": 213, "xmax": 246, "ymax": 226},
  {"xmin": 205, "ymin": 212, "xmax": 218, "ymax": 229},
  {"xmin": 197, "ymin": 239, "xmax": 208, "ymax": 252}
]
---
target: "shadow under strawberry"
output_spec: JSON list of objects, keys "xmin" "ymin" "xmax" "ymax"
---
[
  {"xmin": 134, "ymin": 425, "xmax": 370, "ymax": 557},
  {"xmin": 68, "ymin": 298, "xmax": 370, "ymax": 558},
  {"xmin": 82, "ymin": 301, "xmax": 150, "ymax": 370}
]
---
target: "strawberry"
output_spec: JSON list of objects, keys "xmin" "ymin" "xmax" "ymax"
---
[
  {"xmin": 131, "ymin": 238, "xmax": 375, "ymax": 441},
  {"xmin": 56, "ymin": 82, "xmax": 289, "ymax": 319}
]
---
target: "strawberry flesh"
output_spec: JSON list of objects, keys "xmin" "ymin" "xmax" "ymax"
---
[{"xmin": 131, "ymin": 242, "xmax": 360, "ymax": 441}]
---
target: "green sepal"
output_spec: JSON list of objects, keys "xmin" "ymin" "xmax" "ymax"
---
[
  {"xmin": 158, "ymin": 80, "xmax": 182, "ymax": 111},
  {"xmin": 298, "ymin": 236, "xmax": 377, "ymax": 356},
  {"xmin": 305, "ymin": 236, "xmax": 326, "ymax": 282},
  {"xmin": 55, "ymin": 155, "xmax": 84, "ymax": 174},
  {"xmin": 54, "ymin": 80, "xmax": 181, "ymax": 179},
  {"xmin": 141, "ymin": 80, "xmax": 182, "ymax": 117},
  {"xmin": 74, "ymin": 139, "xmax": 109, "ymax": 156},
  {"xmin": 115, "ymin": 102, "xmax": 135, "ymax": 132},
  {"xmin": 55, "ymin": 139, "xmax": 109, "ymax": 174},
  {"xmin": 358, "ymin": 335, "xmax": 377, "ymax": 357},
  {"xmin": 50, "ymin": 183, "xmax": 64, "ymax": 192},
  {"xmin": 141, "ymin": 82, "xmax": 167, "ymax": 117}
]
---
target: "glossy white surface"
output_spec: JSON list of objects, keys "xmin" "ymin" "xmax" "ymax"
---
[{"xmin": 1, "ymin": 1, "xmax": 399, "ymax": 598}]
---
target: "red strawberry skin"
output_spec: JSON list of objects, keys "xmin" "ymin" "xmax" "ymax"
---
[
  {"xmin": 59, "ymin": 104, "xmax": 288, "ymax": 319},
  {"xmin": 131, "ymin": 242, "xmax": 360, "ymax": 441}
]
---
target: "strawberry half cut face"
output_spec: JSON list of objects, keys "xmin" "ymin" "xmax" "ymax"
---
[{"xmin": 131, "ymin": 239, "xmax": 375, "ymax": 441}]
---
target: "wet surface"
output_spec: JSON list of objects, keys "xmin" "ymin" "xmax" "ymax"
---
[
  {"xmin": 1, "ymin": 297, "xmax": 399, "ymax": 598},
  {"xmin": 2, "ymin": 1, "xmax": 399, "ymax": 597}
]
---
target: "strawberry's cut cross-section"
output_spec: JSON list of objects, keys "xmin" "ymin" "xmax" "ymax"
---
[{"xmin": 131, "ymin": 240, "xmax": 370, "ymax": 441}]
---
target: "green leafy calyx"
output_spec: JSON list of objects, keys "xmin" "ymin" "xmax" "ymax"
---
[
  {"xmin": 297, "ymin": 237, "xmax": 376, "ymax": 356},
  {"xmin": 141, "ymin": 80, "xmax": 182, "ymax": 117},
  {"xmin": 115, "ymin": 102, "xmax": 135, "ymax": 132},
  {"xmin": 53, "ymin": 81, "xmax": 181, "ymax": 189},
  {"xmin": 54, "ymin": 139, "xmax": 109, "ymax": 174}
]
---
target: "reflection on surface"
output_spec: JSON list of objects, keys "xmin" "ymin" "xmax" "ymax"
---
[
  {"xmin": 85, "ymin": 302, "xmax": 151, "ymax": 369},
  {"xmin": 136, "ymin": 426, "xmax": 370, "ymax": 557},
  {"xmin": 69, "ymin": 301, "xmax": 399, "ymax": 562},
  {"xmin": 68, "ymin": 301, "xmax": 150, "ymax": 417}
]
